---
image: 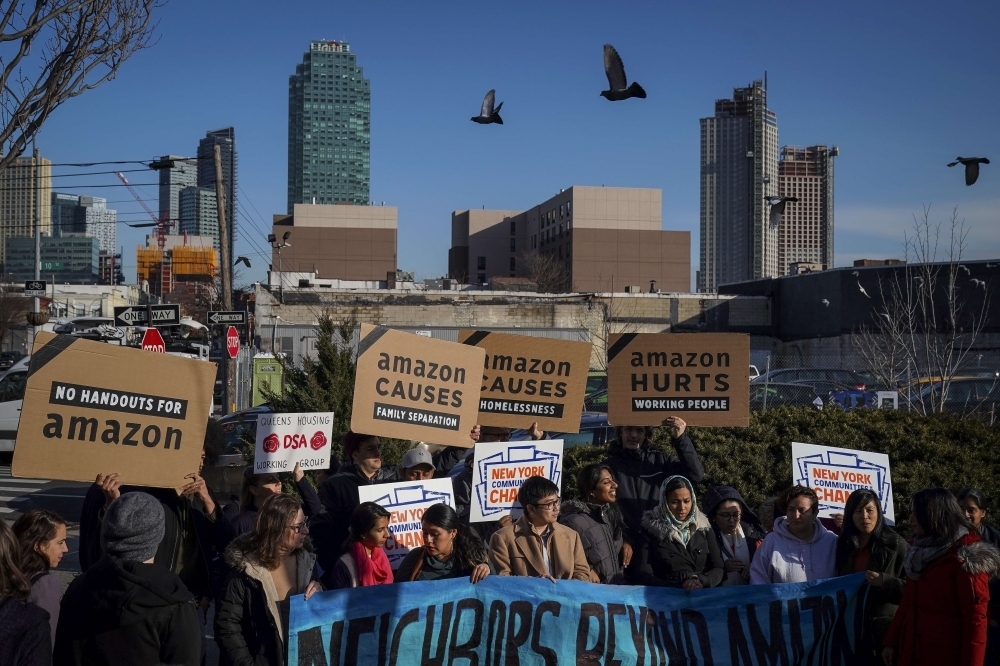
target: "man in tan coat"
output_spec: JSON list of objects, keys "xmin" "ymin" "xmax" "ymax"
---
[{"xmin": 489, "ymin": 476, "xmax": 591, "ymax": 582}]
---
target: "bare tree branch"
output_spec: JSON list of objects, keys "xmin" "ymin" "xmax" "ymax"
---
[{"xmin": 520, "ymin": 250, "xmax": 570, "ymax": 294}]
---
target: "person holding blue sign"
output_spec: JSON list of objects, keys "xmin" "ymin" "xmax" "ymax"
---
[
  {"xmin": 635, "ymin": 475, "xmax": 724, "ymax": 591},
  {"xmin": 749, "ymin": 486, "xmax": 838, "ymax": 584},
  {"xmin": 394, "ymin": 504, "xmax": 494, "ymax": 583}
]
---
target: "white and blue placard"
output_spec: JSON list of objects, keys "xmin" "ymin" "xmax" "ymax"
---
[
  {"xmin": 792, "ymin": 441, "xmax": 894, "ymax": 525},
  {"xmin": 470, "ymin": 439, "xmax": 563, "ymax": 523}
]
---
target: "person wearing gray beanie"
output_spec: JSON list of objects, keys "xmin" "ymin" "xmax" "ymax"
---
[{"xmin": 101, "ymin": 492, "xmax": 165, "ymax": 563}]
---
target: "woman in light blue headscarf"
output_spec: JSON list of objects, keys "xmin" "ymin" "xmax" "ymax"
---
[{"xmin": 634, "ymin": 475, "xmax": 724, "ymax": 591}]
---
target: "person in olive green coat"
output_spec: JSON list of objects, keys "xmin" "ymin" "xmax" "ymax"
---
[{"xmin": 835, "ymin": 489, "xmax": 907, "ymax": 666}]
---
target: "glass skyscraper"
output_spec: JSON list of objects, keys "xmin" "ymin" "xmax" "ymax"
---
[{"xmin": 288, "ymin": 40, "xmax": 371, "ymax": 212}]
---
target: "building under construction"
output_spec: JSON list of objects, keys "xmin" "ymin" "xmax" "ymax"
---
[{"xmin": 137, "ymin": 234, "xmax": 218, "ymax": 299}]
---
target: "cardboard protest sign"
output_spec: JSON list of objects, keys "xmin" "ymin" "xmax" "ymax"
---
[
  {"xmin": 793, "ymin": 441, "xmax": 895, "ymax": 525},
  {"xmin": 606, "ymin": 333, "xmax": 750, "ymax": 427},
  {"xmin": 458, "ymin": 330, "xmax": 592, "ymax": 432},
  {"xmin": 350, "ymin": 324, "xmax": 485, "ymax": 447},
  {"xmin": 12, "ymin": 332, "xmax": 216, "ymax": 487},
  {"xmin": 470, "ymin": 439, "xmax": 563, "ymax": 523},
  {"xmin": 253, "ymin": 412, "xmax": 334, "ymax": 473},
  {"xmin": 358, "ymin": 478, "xmax": 455, "ymax": 569}
]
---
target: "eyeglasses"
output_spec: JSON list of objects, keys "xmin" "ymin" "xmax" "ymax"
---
[
  {"xmin": 716, "ymin": 512, "xmax": 742, "ymax": 521},
  {"xmin": 532, "ymin": 499, "xmax": 561, "ymax": 511},
  {"xmin": 287, "ymin": 522, "xmax": 308, "ymax": 534}
]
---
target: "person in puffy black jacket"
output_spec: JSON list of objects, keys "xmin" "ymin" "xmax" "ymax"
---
[
  {"xmin": 602, "ymin": 417, "xmax": 703, "ymax": 544},
  {"xmin": 558, "ymin": 463, "xmax": 631, "ymax": 584},
  {"xmin": 54, "ymin": 492, "xmax": 200, "ymax": 666}
]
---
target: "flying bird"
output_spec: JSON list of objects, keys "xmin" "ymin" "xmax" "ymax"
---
[
  {"xmin": 971, "ymin": 278, "xmax": 986, "ymax": 289},
  {"xmin": 235, "ymin": 256, "xmax": 251, "ymax": 269},
  {"xmin": 852, "ymin": 271, "xmax": 859, "ymax": 277},
  {"xmin": 471, "ymin": 89, "xmax": 503, "ymax": 125},
  {"xmin": 601, "ymin": 45, "xmax": 646, "ymax": 101},
  {"xmin": 821, "ymin": 299, "xmax": 830, "ymax": 307},
  {"xmin": 765, "ymin": 196, "xmax": 799, "ymax": 228},
  {"xmin": 947, "ymin": 157, "xmax": 990, "ymax": 186},
  {"xmin": 959, "ymin": 264, "xmax": 971, "ymax": 275},
  {"xmin": 858, "ymin": 282, "xmax": 871, "ymax": 298}
]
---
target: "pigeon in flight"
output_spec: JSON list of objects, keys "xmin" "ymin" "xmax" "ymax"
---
[
  {"xmin": 852, "ymin": 271, "xmax": 860, "ymax": 277},
  {"xmin": 971, "ymin": 278, "xmax": 986, "ymax": 289},
  {"xmin": 765, "ymin": 196, "xmax": 799, "ymax": 228},
  {"xmin": 959, "ymin": 264, "xmax": 970, "ymax": 275},
  {"xmin": 601, "ymin": 45, "xmax": 646, "ymax": 101},
  {"xmin": 947, "ymin": 157, "xmax": 990, "ymax": 186},
  {"xmin": 471, "ymin": 89, "xmax": 503, "ymax": 125},
  {"xmin": 858, "ymin": 282, "xmax": 871, "ymax": 298},
  {"xmin": 821, "ymin": 299, "xmax": 830, "ymax": 307}
]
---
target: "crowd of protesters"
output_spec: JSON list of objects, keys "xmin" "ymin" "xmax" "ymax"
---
[{"xmin": 0, "ymin": 416, "xmax": 998, "ymax": 666}]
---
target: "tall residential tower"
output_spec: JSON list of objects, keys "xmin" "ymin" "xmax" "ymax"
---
[
  {"xmin": 698, "ymin": 80, "xmax": 778, "ymax": 292},
  {"xmin": 196, "ymin": 128, "xmax": 237, "ymax": 260},
  {"xmin": 288, "ymin": 40, "xmax": 371, "ymax": 211},
  {"xmin": 157, "ymin": 154, "xmax": 197, "ymax": 234},
  {"xmin": 777, "ymin": 145, "xmax": 838, "ymax": 274}
]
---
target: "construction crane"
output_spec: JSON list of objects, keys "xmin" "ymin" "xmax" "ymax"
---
[{"xmin": 115, "ymin": 172, "xmax": 169, "ymax": 249}]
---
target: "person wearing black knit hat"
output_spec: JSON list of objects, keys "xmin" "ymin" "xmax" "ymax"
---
[{"xmin": 54, "ymin": 492, "xmax": 200, "ymax": 666}]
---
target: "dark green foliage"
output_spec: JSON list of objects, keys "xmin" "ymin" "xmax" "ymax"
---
[{"xmin": 562, "ymin": 408, "xmax": 1000, "ymax": 530}]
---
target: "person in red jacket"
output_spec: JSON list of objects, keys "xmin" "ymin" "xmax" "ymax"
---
[{"xmin": 883, "ymin": 488, "xmax": 1000, "ymax": 666}]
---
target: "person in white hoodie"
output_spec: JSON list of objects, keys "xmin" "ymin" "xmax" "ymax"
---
[{"xmin": 750, "ymin": 485, "xmax": 838, "ymax": 584}]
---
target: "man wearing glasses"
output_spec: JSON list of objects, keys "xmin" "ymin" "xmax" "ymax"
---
[{"xmin": 488, "ymin": 476, "xmax": 590, "ymax": 582}]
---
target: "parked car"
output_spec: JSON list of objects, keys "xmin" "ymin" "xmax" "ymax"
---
[
  {"xmin": 913, "ymin": 377, "xmax": 1000, "ymax": 416},
  {"xmin": 750, "ymin": 382, "xmax": 824, "ymax": 410},
  {"xmin": 752, "ymin": 368, "xmax": 870, "ymax": 389},
  {"xmin": 0, "ymin": 355, "xmax": 31, "ymax": 457},
  {"xmin": 0, "ymin": 351, "xmax": 24, "ymax": 371},
  {"xmin": 202, "ymin": 405, "xmax": 274, "ymax": 497},
  {"xmin": 586, "ymin": 371, "xmax": 607, "ymax": 396},
  {"xmin": 584, "ymin": 388, "xmax": 608, "ymax": 412},
  {"xmin": 749, "ymin": 365, "xmax": 760, "ymax": 381},
  {"xmin": 542, "ymin": 412, "xmax": 616, "ymax": 448}
]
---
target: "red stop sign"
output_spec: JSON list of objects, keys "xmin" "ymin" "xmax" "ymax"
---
[
  {"xmin": 141, "ymin": 327, "xmax": 165, "ymax": 353},
  {"xmin": 226, "ymin": 326, "xmax": 240, "ymax": 359}
]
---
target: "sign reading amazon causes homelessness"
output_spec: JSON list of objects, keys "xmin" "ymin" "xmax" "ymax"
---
[
  {"xmin": 12, "ymin": 332, "xmax": 215, "ymax": 487},
  {"xmin": 470, "ymin": 439, "xmax": 563, "ymax": 523},
  {"xmin": 289, "ymin": 574, "xmax": 866, "ymax": 666},
  {"xmin": 254, "ymin": 412, "xmax": 334, "ymax": 473},
  {"xmin": 351, "ymin": 325, "xmax": 485, "ymax": 448},
  {"xmin": 793, "ymin": 441, "xmax": 895, "ymax": 525},
  {"xmin": 358, "ymin": 478, "xmax": 455, "ymax": 570},
  {"xmin": 459, "ymin": 330, "xmax": 592, "ymax": 433},
  {"xmin": 606, "ymin": 333, "xmax": 750, "ymax": 427}
]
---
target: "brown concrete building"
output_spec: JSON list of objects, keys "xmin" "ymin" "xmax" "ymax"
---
[
  {"xmin": 448, "ymin": 186, "xmax": 690, "ymax": 293},
  {"xmin": 272, "ymin": 203, "xmax": 396, "ymax": 280},
  {"xmin": 777, "ymin": 145, "xmax": 838, "ymax": 275}
]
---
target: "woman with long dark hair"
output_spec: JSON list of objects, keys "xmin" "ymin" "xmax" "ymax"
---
[
  {"xmin": 395, "ymin": 504, "xmax": 493, "ymax": 582},
  {"xmin": 228, "ymin": 463, "xmax": 323, "ymax": 536},
  {"xmin": 834, "ymin": 490, "xmax": 906, "ymax": 666},
  {"xmin": 216, "ymin": 494, "xmax": 323, "ymax": 666},
  {"xmin": 12, "ymin": 509, "xmax": 67, "ymax": 649},
  {"xmin": 0, "ymin": 517, "xmax": 51, "ymax": 665},
  {"xmin": 956, "ymin": 488, "xmax": 1000, "ymax": 666},
  {"xmin": 883, "ymin": 488, "xmax": 1000, "ymax": 666},
  {"xmin": 329, "ymin": 502, "xmax": 394, "ymax": 589},
  {"xmin": 558, "ymin": 463, "xmax": 631, "ymax": 584}
]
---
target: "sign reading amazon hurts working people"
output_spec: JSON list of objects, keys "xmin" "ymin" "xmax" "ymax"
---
[
  {"xmin": 793, "ymin": 441, "xmax": 896, "ymax": 525},
  {"xmin": 358, "ymin": 478, "xmax": 455, "ymax": 569},
  {"xmin": 289, "ymin": 574, "xmax": 866, "ymax": 666},
  {"xmin": 458, "ymin": 330, "xmax": 592, "ymax": 432},
  {"xmin": 254, "ymin": 412, "xmax": 334, "ymax": 473},
  {"xmin": 470, "ymin": 440, "xmax": 563, "ymax": 523},
  {"xmin": 351, "ymin": 325, "xmax": 485, "ymax": 448},
  {"xmin": 12, "ymin": 332, "xmax": 216, "ymax": 487},
  {"xmin": 606, "ymin": 333, "xmax": 750, "ymax": 427}
]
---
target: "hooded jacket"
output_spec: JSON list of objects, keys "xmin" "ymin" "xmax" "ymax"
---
[
  {"xmin": 0, "ymin": 597, "xmax": 51, "ymax": 666},
  {"xmin": 702, "ymin": 485, "xmax": 767, "ymax": 584},
  {"xmin": 558, "ymin": 499, "xmax": 627, "ymax": 584},
  {"xmin": 602, "ymin": 432, "xmax": 704, "ymax": 542},
  {"xmin": 314, "ymin": 463, "xmax": 397, "ymax": 574},
  {"xmin": 215, "ymin": 536, "xmax": 320, "ymax": 666},
  {"xmin": 636, "ymin": 478, "xmax": 724, "ymax": 588},
  {"xmin": 53, "ymin": 555, "xmax": 199, "ymax": 666},
  {"xmin": 228, "ymin": 477, "xmax": 324, "ymax": 537},
  {"xmin": 885, "ymin": 533, "xmax": 1000, "ymax": 666},
  {"xmin": 749, "ymin": 515, "xmax": 838, "ymax": 584}
]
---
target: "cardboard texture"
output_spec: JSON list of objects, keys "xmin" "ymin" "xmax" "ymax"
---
[
  {"xmin": 606, "ymin": 333, "xmax": 750, "ymax": 427},
  {"xmin": 12, "ymin": 332, "xmax": 216, "ymax": 487},
  {"xmin": 458, "ymin": 330, "xmax": 592, "ymax": 432},
  {"xmin": 350, "ymin": 324, "xmax": 485, "ymax": 447}
]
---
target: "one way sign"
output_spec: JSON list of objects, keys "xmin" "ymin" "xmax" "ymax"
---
[
  {"xmin": 149, "ymin": 304, "xmax": 180, "ymax": 325},
  {"xmin": 207, "ymin": 311, "xmax": 247, "ymax": 325},
  {"xmin": 113, "ymin": 306, "xmax": 149, "ymax": 326}
]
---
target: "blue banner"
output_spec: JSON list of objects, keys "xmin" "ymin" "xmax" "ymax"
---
[{"xmin": 289, "ymin": 573, "xmax": 867, "ymax": 665}]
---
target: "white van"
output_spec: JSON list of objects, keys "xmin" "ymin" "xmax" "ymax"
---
[{"xmin": 0, "ymin": 355, "xmax": 30, "ymax": 452}]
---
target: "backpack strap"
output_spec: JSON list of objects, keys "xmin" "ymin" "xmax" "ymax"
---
[
  {"xmin": 409, "ymin": 548, "xmax": 425, "ymax": 582},
  {"xmin": 338, "ymin": 553, "xmax": 359, "ymax": 588}
]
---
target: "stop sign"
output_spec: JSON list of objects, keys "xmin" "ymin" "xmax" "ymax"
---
[
  {"xmin": 226, "ymin": 326, "xmax": 240, "ymax": 359},
  {"xmin": 141, "ymin": 327, "xmax": 165, "ymax": 353}
]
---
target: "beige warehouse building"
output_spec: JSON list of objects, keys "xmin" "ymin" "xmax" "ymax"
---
[{"xmin": 449, "ymin": 186, "xmax": 690, "ymax": 293}]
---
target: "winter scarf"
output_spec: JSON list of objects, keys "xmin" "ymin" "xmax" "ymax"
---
[
  {"xmin": 904, "ymin": 527, "xmax": 969, "ymax": 580},
  {"xmin": 350, "ymin": 541, "xmax": 394, "ymax": 587},
  {"xmin": 658, "ymin": 475, "xmax": 700, "ymax": 545}
]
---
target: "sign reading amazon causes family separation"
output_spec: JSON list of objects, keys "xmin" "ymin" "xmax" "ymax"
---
[
  {"xmin": 459, "ymin": 330, "xmax": 592, "ymax": 433},
  {"xmin": 470, "ymin": 440, "xmax": 563, "ymax": 523},
  {"xmin": 793, "ymin": 442, "xmax": 895, "ymax": 525},
  {"xmin": 351, "ymin": 325, "xmax": 485, "ymax": 448},
  {"xmin": 606, "ymin": 333, "xmax": 750, "ymax": 427},
  {"xmin": 12, "ymin": 332, "xmax": 216, "ymax": 488},
  {"xmin": 358, "ymin": 478, "xmax": 455, "ymax": 570},
  {"xmin": 253, "ymin": 412, "xmax": 334, "ymax": 473}
]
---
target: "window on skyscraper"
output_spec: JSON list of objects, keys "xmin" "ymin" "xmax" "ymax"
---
[{"xmin": 477, "ymin": 256, "xmax": 486, "ymax": 270}]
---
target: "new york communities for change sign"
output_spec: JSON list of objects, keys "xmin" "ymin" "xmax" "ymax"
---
[
  {"xmin": 607, "ymin": 333, "xmax": 750, "ymax": 427},
  {"xmin": 351, "ymin": 325, "xmax": 485, "ymax": 447},
  {"xmin": 358, "ymin": 478, "xmax": 455, "ymax": 569},
  {"xmin": 470, "ymin": 440, "xmax": 563, "ymax": 523},
  {"xmin": 793, "ymin": 441, "xmax": 895, "ymax": 525},
  {"xmin": 253, "ymin": 412, "xmax": 334, "ymax": 473}
]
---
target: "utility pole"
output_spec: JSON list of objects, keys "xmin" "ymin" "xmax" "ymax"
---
[
  {"xmin": 32, "ymin": 143, "xmax": 40, "ymax": 347},
  {"xmin": 214, "ymin": 144, "xmax": 234, "ymax": 415}
]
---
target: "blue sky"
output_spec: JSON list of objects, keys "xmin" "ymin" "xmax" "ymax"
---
[{"xmin": 37, "ymin": 0, "xmax": 1000, "ymax": 288}]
